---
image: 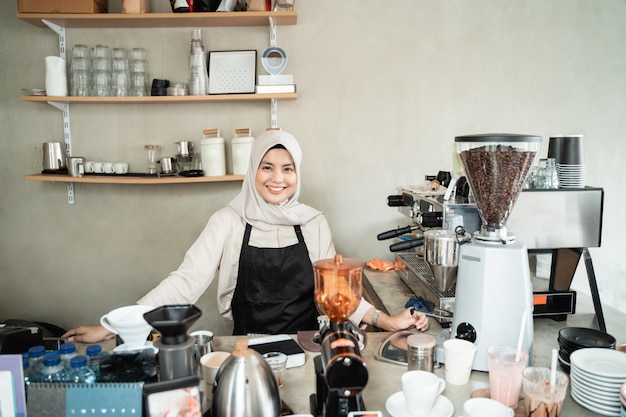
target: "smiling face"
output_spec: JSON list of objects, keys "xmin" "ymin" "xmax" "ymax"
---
[{"xmin": 255, "ymin": 147, "xmax": 298, "ymax": 204}]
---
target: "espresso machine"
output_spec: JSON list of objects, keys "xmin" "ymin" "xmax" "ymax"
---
[
  {"xmin": 450, "ymin": 133, "xmax": 540, "ymax": 371},
  {"xmin": 310, "ymin": 254, "xmax": 369, "ymax": 417}
]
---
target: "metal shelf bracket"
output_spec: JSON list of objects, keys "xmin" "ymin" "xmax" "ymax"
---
[{"xmin": 43, "ymin": 19, "xmax": 74, "ymax": 204}]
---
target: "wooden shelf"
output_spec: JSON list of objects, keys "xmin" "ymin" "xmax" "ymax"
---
[
  {"xmin": 16, "ymin": 11, "xmax": 297, "ymax": 28},
  {"xmin": 20, "ymin": 93, "xmax": 297, "ymax": 104},
  {"xmin": 25, "ymin": 173, "xmax": 244, "ymax": 184}
]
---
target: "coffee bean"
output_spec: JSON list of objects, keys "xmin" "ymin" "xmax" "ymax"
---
[{"xmin": 460, "ymin": 145, "xmax": 535, "ymax": 228}]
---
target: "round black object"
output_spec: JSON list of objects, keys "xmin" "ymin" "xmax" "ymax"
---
[
  {"xmin": 456, "ymin": 322, "xmax": 476, "ymax": 343},
  {"xmin": 558, "ymin": 327, "xmax": 616, "ymax": 349}
]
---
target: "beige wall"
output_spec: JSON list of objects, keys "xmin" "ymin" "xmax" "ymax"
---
[{"xmin": 1, "ymin": 0, "xmax": 625, "ymax": 336}]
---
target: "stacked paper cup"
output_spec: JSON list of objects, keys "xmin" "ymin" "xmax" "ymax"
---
[{"xmin": 547, "ymin": 135, "xmax": 586, "ymax": 188}]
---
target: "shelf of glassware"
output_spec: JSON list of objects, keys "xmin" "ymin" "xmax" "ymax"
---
[
  {"xmin": 24, "ymin": 173, "xmax": 244, "ymax": 184},
  {"xmin": 20, "ymin": 93, "xmax": 297, "ymax": 104},
  {"xmin": 15, "ymin": 11, "xmax": 297, "ymax": 28}
]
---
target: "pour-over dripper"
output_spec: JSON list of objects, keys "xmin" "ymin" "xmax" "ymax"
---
[
  {"xmin": 313, "ymin": 254, "xmax": 363, "ymax": 323},
  {"xmin": 143, "ymin": 304, "xmax": 202, "ymax": 345},
  {"xmin": 455, "ymin": 134, "xmax": 541, "ymax": 240}
]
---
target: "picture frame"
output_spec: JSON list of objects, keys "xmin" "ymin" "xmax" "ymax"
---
[
  {"xmin": 0, "ymin": 354, "xmax": 27, "ymax": 417},
  {"xmin": 208, "ymin": 50, "xmax": 257, "ymax": 94},
  {"xmin": 142, "ymin": 375, "xmax": 201, "ymax": 417}
]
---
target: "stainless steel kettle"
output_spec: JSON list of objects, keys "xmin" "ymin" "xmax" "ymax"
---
[{"xmin": 212, "ymin": 339, "xmax": 281, "ymax": 417}]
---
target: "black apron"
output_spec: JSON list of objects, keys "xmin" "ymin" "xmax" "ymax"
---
[{"xmin": 232, "ymin": 223, "xmax": 319, "ymax": 335}]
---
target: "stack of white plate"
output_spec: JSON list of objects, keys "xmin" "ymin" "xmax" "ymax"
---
[
  {"xmin": 621, "ymin": 382, "xmax": 625, "ymax": 417},
  {"xmin": 557, "ymin": 163, "xmax": 586, "ymax": 188},
  {"xmin": 570, "ymin": 348, "xmax": 626, "ymax": 416}
]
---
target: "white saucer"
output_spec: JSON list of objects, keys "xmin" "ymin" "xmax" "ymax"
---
[
  {"xmin": 113, "ymin": 341, "xmax": 158, "ymax": 353},
  {"xmin": 386, "ymin": 392, "xmax": 453, "ymax": 417}
]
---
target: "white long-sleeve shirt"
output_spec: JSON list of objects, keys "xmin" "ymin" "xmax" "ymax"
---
[{"xmin": 137, "ymin": 206, "xmax": 373, "ymax": 328}]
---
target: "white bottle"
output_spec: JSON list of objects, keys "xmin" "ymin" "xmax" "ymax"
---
[{"xmin": 200, "ymin": 129, "xmax": 226, "ymax": 176}]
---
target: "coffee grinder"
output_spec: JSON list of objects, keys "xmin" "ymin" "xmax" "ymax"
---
[
  {"xmin": 311, "ymin": 254, "xmax": 369, "ymax": 417},
  {"xmin": 143, "ymin": 304, "xmax": 202, "ymax": 380},
  {"xmin": 450, "ymin": 134, "xmax": 540, "ymax": 371}
]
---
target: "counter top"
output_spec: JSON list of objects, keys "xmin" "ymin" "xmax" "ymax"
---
[
  {"xmin": 356, "ymin": 269, "xmax": 626, "ymax": 417},
  {"xmin": 80, "ymin": 270, "xmax": 624, "ymax": 416}
]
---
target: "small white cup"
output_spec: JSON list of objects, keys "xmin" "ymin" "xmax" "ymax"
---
[
  {"xmin": 443, "ymin": 338, "xmax": 476, "ymax": 385},
  {"xmin": 93, "ymin": 162, "xmax": 104, "ymax": 174},
  {"xmin": 114, "ymin": 162, "xmax": 129, "ymax": 174},
  {"xmin": 201, "ymin": 351, "xmax": 230, "ymax": 403},
  {"xmin": 84, "ymin": 161, "xmax": 94, "ymax": 174},
  {"xmin": 103, "ymin": 162, "xmax": 115, "ymax": 174},
  {"xmin": 463, "ymin": 397, "xmax": 514, "ymax": 417},
  {"xmin": 401, "ymin": 370, "xmax": 445, "ymax": 417},
  {"xmin": 201, "ymin": 351, "xmax": 230, "ymax": 385}
]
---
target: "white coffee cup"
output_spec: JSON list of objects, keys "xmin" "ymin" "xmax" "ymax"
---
[
  {"xmin": 100, "ymin": 305, "xmax": 155, "ymax": 349},
  {"xmin": 103, "ymin": 162, "xmax": 115, "ymax": 174},
  {"xmin": 443, "ymin": 338, "xmax": 476, "ymax": 385},
  {"xmin": 401, "ymin": 370, "xmax": 445, "ymax": 417},
  {"xmin": 93, "ymin": 162, "xmax": 104, "ymax": 174},
  {"xmin": 463, "ymin": 397, "xmax": 514, "ymax": 417},
  {"xmin": 84, "ymin": 161, "xmax": 94, "ymax": 174},
  {"xmin": 201, "ymin": 351, "xmax": 230, "ymax": 403},
  {"xmin": 114, "ymin": 162, "xmax": 129, "ymax": 174}
]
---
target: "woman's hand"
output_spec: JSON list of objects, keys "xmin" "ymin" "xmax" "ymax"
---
[
  {"xmin": 366, "ymin": 307, "xmax": 430, "ymax": 332},
  {"xmin": 62, "ymin": 325, "xmax": 115, "ymax": 344}
]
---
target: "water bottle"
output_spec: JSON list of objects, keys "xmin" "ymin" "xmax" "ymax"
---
[
  {"xmin": 27, "ymin": 345, "xmax": 46, "ymax": 382},
  {"xmin": 68, "ymin": 355, "xmax": 96, "ymax": 384},
  {"xmin": 22, "ymin": 354, "xmax": 30, "ymax": 399},
  {"xmin": 85, "ymin": 344, "xmax": 102, "ymax": 381},
  {"xmin": 188, "ymin": 29, "xmax": 208, "ymax": 95},
  {"xmin": 39, "ymin": 352, "xmax": 68, "ymax": 382},
  {"xmin": 60, "ymin": 342, "xmax": 78, "ymax": 372}
]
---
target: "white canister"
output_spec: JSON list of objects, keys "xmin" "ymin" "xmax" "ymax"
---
[
  {"xmin": 231, "ymin": 128, "xmax": 254, "ymax": 175},
  {"xmin": 45, "ymin": 56, "xmax": 68, "ymax": 97},
  {"xmin": 200, "ymin": 129, "xmax": 226, "ymax": 176}
]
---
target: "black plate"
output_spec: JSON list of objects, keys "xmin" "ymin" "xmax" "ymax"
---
[
  {"xmin": 179, "ymin": 170, "xmax": 204, "ymax": 177},
  {"xmin": 558, "ymin": 327, "xmax": 616, "ymax": 349}
]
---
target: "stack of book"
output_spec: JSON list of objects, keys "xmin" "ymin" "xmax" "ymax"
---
[{"xmin": 255, "ymin": 74, "xmax": 296, "ymax": 94}]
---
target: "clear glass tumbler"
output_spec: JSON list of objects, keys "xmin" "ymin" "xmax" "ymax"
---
[{"xmin": 145, "ymin": 145, "xmax": 161, "ymax": 174}]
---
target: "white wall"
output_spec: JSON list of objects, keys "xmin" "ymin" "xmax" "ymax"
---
[{"xmin": 1, "ymin": 0, "xmax": 625, "ymax": 336}]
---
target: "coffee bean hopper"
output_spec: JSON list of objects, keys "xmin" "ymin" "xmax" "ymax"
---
[
  {"xmin": 310, "ymin": 254, "xmax": 368, "ymax": 417},
  {"xmin": 451, "ymin": 133, "xmax": 540, "ymax": 371}
]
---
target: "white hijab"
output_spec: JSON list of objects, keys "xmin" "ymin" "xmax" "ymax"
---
[{"xmin": 228, "ymin": 130, "xmax": 321, "ymax": 231}]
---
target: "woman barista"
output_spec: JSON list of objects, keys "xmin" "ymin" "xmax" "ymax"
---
[{"xmin": 63, "ymin": 130, "xmax": 428, "ymax": 342}]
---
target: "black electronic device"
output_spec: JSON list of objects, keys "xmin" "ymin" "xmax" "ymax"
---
[{"xmin": 0, "ymin": 324, "xmax": 43, "ymax": 354}]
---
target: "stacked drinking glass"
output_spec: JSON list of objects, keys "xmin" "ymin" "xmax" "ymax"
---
[
  {"xmin": 69, "ymin": 44, "xmax": 150, "ymax": 97},
  {"xmin": 111, "ymin": 48, "xmax": 130, "ymax": 97},
  {"xmin": 91, "ymin": 44, "xmax": 112, "ymax": 96},
  {"xmin": 130, "ymin": 48, "xmax": 149, "ymax": 96},
  {"xmin": 69, "ymin": 44, "xmax": 91, "ymax": 97}
]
